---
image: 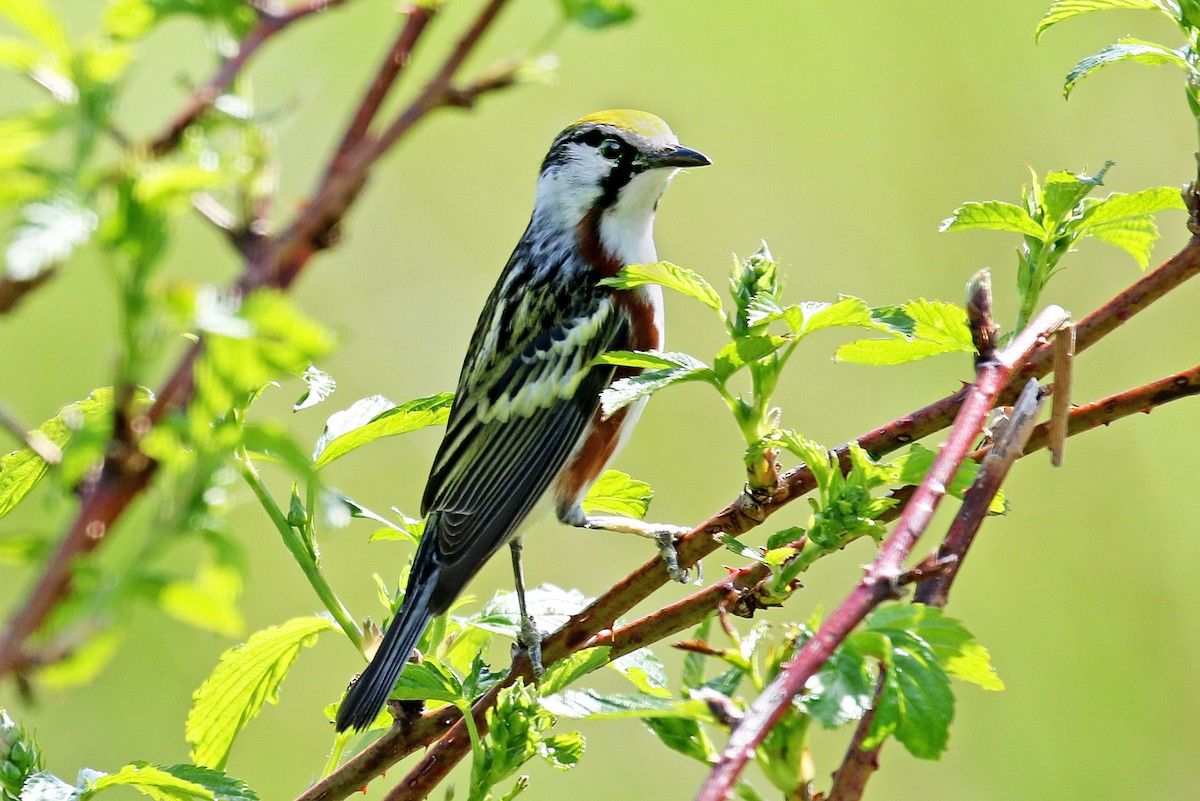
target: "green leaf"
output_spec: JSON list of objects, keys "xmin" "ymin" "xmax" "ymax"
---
[
  {"xmin": 538, "ymin": 732, "xmax": 585, "ymax": 769},
  {"xmin": 1063, "ymin": 38, "xmax": 1186, "ymax": 98},
  {"xmin": 1080, "ymin": 186, "xmax": 1184, "ymax": 227},
  {"xmin": 467, "ymin": 585, "xmax": 591, "ymax": 640},
  {"xmin": 312, "ymin": 393, "xmax": 452, "ymax": 468},
  {"xmin": 835, "ymin": 300, "xmax": 972, "ymax": 366},
  {"xmin": 594, "ymin": 350, "xmax": 686, "ymax": 370},
  {"xmin": 895, "ymin": 442, "xmax": 1006, "ymax": 514},
  {"xmin": 609, "ymin": 648, "xmax": 671, "ymax": 696},
  {"xmin": 1041, "ymin": 164, "xmax": 1111, "ymax": 222},
  {"xmin": 146, "ymin": 767, "xmax": 256, "ymax": 801},
  {"xmin": 600, "ymin": 261, "xmax": 723, "ymax": 314},
  {"xmin": 186, "ymin": 616, "xmax": 334, "ymax": 769},
  {"xmin": 87, "ymin": 763, "xmax": 213, "ymax": 800},
  {"xmin": 0, "ymin": 0, "xmax": 70, "ymax": 59},
  {"xmin": 713, "ymin": 335, "xmax": 788, "ymax": 381},
  {"xmin": 159, "ymin": 564, "xmax": 245, "ymax": 638},
  {"xmin": 803, "ymin": 642, "xmax": 873, "ymax": 728},
  {"xmin": 938, "ymin": 201, "xmax": 1045, "ymax": 238},
  {"xmin": 5, "ymin": 193, "xmax": 97, "ymax": 281},
  {"xmin": 599, "ymin": 352, "xmax": 713, "ymax": 416},
  {"xmin": 38, "ymin": 630, "xmax": 122, "ymax": 690},
  {"xmin": 865, "ymin": 605, "xmax": 1004, "ymax": 692},
  {"xmin": 1085, "ymin": 218, "xmax": 1159, "ymax": 268},
  {"xmin": 0, "ymin": 387, "xmax": 118, "ymax": 521},
  {"xmin": 1036, "ymin": 0, "xmax": 1178, "ymax": 41},
  {"xmin": 387, "ymin": 658, "xmax": 463, "ymax": 704},
  {"xmin": 241, "ymin": 423, "xmax": 314, "ymax": 478},
  {"xmin": 794, "ymin": 296, "xmax": 879, "ymax": 336},
  {"xmin": 540, "ymin": 690, "xmax": 713, "ymax": 721},
  {"xmin": 853, "ymin": 630, "xmax": 954, "ymax": 760},
  {"xmin": 581, "ymin": 469, "xmax": 653, "ymax": 519},
  {"xmin": 557, "ymin": 0, "xmax": 635, "ymax": 29},
  {"xmin": 540, "ymin": 647, "xmax": 611, "ymax": 695}
]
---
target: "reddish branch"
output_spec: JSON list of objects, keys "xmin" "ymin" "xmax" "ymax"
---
[
  {"xmin": 695, "ymin": 306, "xmax": 1069, "ymax": 800},
  {"xmin": 827, "ymin": 378, "xmax": 1048, "ymax": 801},
  {"xmin": 0, "ymin": 0, "xmax": 518, "ymax": 678}
]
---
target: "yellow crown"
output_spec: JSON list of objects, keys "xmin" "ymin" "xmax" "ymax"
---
[{"xmin": 570, "ymin": 109, "xmax": 673, "ymax": 140}]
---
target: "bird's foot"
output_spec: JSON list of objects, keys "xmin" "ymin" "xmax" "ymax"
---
[
  {"xmin": 652, "ymin": 526, "xmax": 694, "ymax": 584},
  {"xmin": 515, "ymin": 614, "xmax": 544, "ymax": 676}
]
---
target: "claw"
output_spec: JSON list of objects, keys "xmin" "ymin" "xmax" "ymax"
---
[
  {"xmin": 655, "ymin": 529, "xmax": 691, "ymax": 584},
  {"xmin": 517, "ymin": 615, "xmax": 544, "ymax": 675}
]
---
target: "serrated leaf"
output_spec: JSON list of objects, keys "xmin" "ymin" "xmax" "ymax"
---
[
  {"xmin": 541, "ymin": 690, "xmax": 713, "ymax": 721},
  {"xmin": 599, "ymin": 353, "xmax": 713, "ymax": 416},
  {"xmin": 387, "ymin": 658, "xmax": 463, "ymax": 704},
  {"xmin": 1041, "ymin": 165, "xmax": 1111, "ymax": 222},
  {"xmin": 1036, "ymin": 0, "xmax": 1178, "ymax": 41},
  {"xmin": 1064, "ymin": 39, "xmax": 1186, "ymax": 98},
  {"xmin": 870, "ymin": 641, "xmax": 954, "ymax": 759},
  {"xmin": 796, "ymin": 296, "xmax": 879, "ymax": 335},
  {"xmin": 610, "ymin": 649, "xmax": 671, "ymax": 696},
  {"xmin": 581, "ymin": 468, "xmax": 653, "ymax": 519},
  {"xmin": 186, "ymin": 616, "xmax": 334, "ymax": 769},
  {"xmin": 938, "ymin": 201, "xmax": 1045, "ymax": 238},
  {"xmin": 88, "ymin": 763, "xmax": 212, "ymax": 800},
  {"xmin": 803, "ymin": 643, "xmax": 873, "ymax": 728},
  {"xmin": 836, "ymin": 300, "xmax": 972, "ymax": 366},
  {"xmin": 1080, "ymin": 186, "xmax": 1184, "ymax": 227},
  {"xmin": 150, "ymin": 766, "xmax": 256, "ymax": 801},
  {"xmin": 866, "ymin": 605, "xmax": 1004, "ymax": 692},
  {"xmin": 594, "ymin": 350, "xmax": 684, "ymax": 370},
  {"xmin": 895, "ymin": 443, "xmax": 1006, "ymax": 514},
  {"xmin": 713, "ymin": 335, "xmax": 788, "ymax": 380},
  {"xmin": 540, "ymin": 647, "xmax": 611, "ymax": 695},
  {"xmin": 293, "ymin": 366, "xmax": 335, "ymax": 411},
  {"xmin": 467, "ymin": 585, "xmax": 591, "ymax": 640},
  {"xmin": 600, "ymin": 261, "xmax": 722, "ymax": 314},
  {"xmin": 643, "ymin": 717, "xmax": 710, "ymax": 762},
  {"xmin": 1085, "ymin": 218, "xmax": 1159, "ymax": 268},
  {"xmin": 313, "ymin": 393, "xmax": 451, "ymax": 468},
  {"xmin": 5, "ymin": 193, "xmax": 97, "ymax": 280}
]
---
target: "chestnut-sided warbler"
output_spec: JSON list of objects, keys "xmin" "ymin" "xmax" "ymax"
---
[{"xmin": 335, "ymin": 109, "xmax": 709, "ymax": 732}]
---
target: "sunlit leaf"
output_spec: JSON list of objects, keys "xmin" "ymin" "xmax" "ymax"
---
[
  {"xmin": 600, "ymin": 261, "xmax": 723, "ymax": 314},
  {"xmin": 186, "ymin": 616, "xmax": 334, "ymax": 769},
  {"xmin": 1063, "ymin": 38, "xmax": 1185, "ymax": 98},
  {"xmin": 581, "ymin": 469, "xmax": 653, "ymax": 520},
  {"xmin": 1036, "ymin": 0, "xmax": 1178, "ymax": 41},
  {"xmin": 939, "ymin": 200, "xmax": 1045, "ymax": 238},
  {"xmin": 313, "ymin": 393, "xmax": 452, "ymax": 468}
]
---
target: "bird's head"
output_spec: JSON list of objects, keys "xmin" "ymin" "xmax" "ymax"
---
[{"xmin": 532, "ymin": 110, "xmax": 710, "ymax": 260}]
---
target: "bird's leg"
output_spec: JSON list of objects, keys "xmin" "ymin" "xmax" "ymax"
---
[
  {"xmin": 559, "ymin": 507, "xmax": 695, "ymax": 584},
  {"xmin": 508, "ymin": 536, "xmax": 544, "ymax": 675}
]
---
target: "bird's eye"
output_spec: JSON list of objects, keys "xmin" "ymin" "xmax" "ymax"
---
[{"xmin": 598, "ymin": 138, "xmax": 624, "ymax": 159}]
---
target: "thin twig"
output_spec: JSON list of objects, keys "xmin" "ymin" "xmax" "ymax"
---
[
  {"xmin": 299, "ymin": 358, "xmax": 1200, "ymax": 801},
  {"xmin": 0, "ymin": 0, "xmax": 518, "ymax": 679},
  {"xmin": 828, "ymin": 380, "xmax": 1046, "ymax": 801},
  {"xmin": 149, "ymin": 0, "xmax": 357, "ymax": 156},
  {"xmin": 695, "ymin": 306, "xmax": 1068, "ymax": 801}
]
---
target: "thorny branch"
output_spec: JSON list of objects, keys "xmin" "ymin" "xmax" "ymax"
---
[
  {"xmin": 693, "ymin": 304, "xmax": 1071, "ymax": 801},
  {"xmin": 0, "ymin": 0, "xmax": 519, "ymax": 679},
  {"xmin": 299, "ymin": 231, "xmax": 1200, "ymax": 800}
]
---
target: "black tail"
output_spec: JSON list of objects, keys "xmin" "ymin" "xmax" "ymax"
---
[{"xmin": 335, "ymin": 558, "xmax": 441, "ymax": 732}]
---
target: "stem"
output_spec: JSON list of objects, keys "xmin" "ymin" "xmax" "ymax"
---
[
  {"xmin": 694, "ymin": 306, "xmax": 1068, "ymax": 801},
  {"xmin": 236, "ymin": 449, "xmax": 363, "ymax": 652}
]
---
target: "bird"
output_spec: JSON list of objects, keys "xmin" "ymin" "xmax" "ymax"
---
[{"xmin": 335, "ymin": 109, "xmax": 710, "ymax": 732}]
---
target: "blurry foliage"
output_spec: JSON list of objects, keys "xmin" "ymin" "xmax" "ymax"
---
[{"xmin": 0, "ymin": 0, "xmax": 1196, "ymax": 800}]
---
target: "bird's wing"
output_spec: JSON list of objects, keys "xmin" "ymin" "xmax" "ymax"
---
[{"xmin": 419, "ymin": 282, "xmax": 627, "ymax": 601}]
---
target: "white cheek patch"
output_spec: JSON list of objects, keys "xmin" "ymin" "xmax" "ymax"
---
[{"xmin": 533, "ymin": 145, "xmax": 611, "ymax": 229}]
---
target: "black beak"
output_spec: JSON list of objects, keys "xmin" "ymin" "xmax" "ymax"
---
[{"xmin": 649, "ymin": 145, "xmax": 712, "ymax": 169}]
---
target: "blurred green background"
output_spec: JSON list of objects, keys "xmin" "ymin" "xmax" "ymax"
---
[{"xmin": 3, "ymin": 1, "xmax": 1200, "ymax": 799}]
